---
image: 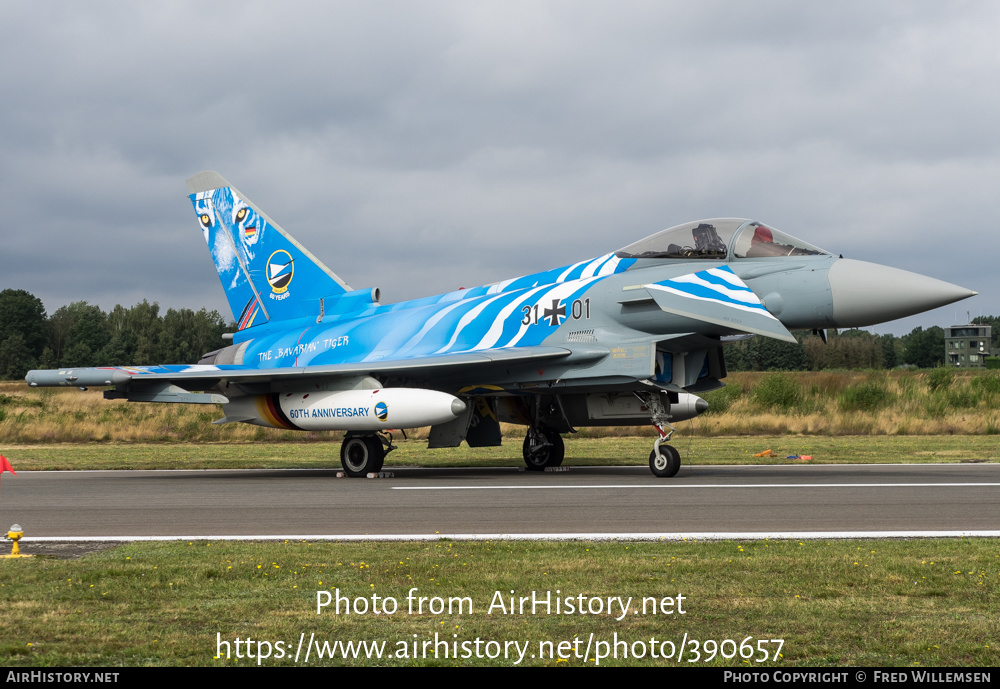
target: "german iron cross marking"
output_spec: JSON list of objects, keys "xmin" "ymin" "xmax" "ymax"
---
[{"xmin": 543, "ymin": 299, "xmax": 565, "ymax": 326}]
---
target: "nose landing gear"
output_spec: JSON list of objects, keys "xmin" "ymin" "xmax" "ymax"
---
[
  {"xmin": 649, "ymin": 443, "xmax": 680, "ymax": 477},
  {"xmin": 636, "ymin": 391, "xmax": 681, "ymax": 477}
]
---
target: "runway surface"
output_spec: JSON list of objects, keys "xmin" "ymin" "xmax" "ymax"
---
[{"xmin": 2, "ymin": 463, "xmax": 998, "ymax": 540}]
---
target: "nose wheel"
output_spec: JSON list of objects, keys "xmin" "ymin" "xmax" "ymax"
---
[
  {"xmin": 635, "ymin": 390, "xmax": 682, "ymax": 477},
  {"xmin": 649, "ymin": 444, "xmax": 680, "ymax": 477}
]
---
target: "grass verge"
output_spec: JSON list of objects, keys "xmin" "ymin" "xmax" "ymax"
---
[
  {"xmin": 0, "ymin": 435, "xmax": 996, "ymax": 471},
  {"xmin": 1, "ymin": 539, "xmax": 997, "ymax": 667}
]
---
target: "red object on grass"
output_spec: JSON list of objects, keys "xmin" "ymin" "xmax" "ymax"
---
[{"xmin": 0, "ymin": 455, "xmax": 15, "ymax": 476}]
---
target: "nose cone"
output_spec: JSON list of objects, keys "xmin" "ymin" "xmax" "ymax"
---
[{"xmin": 828, "ymin": 259, "xmax": 977, "ymax": 327}]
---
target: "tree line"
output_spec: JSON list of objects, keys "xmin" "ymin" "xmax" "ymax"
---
[
  {"xmin": 0, "ymin": 287, "xmax": 996, "ymax": 379},
  {"xmin": 726, "ymin": 322, "xmax": 998, "ymax": 372},
  {"xmin": 0, "ymin": 289, "xmax": 231, "ymax": 379}
]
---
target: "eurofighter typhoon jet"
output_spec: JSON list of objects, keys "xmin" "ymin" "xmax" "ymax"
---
[{"xmin": 26, "ymin": 172, "xmax": 976, "ymax": 477}]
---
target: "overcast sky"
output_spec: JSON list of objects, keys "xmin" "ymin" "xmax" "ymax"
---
[{"xmin": 2, "ymin": 1, "xmax": 995, "ymax": 336}]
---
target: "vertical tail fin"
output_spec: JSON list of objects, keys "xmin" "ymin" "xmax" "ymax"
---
[{"xmin": 186, "ymin": 172, "xmax": 351, "ymax": 329}]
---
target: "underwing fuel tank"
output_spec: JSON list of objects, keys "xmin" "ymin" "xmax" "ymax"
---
[{"xmin": 223, "ymin": 388, "xmax": 467, "ymax": 431}]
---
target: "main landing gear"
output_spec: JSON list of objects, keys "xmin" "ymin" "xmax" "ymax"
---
[
  {"xmin": 522, "ymin": 426, "xmax": 565, "ymax": 470},
  {"xmin": 340, "ymin": 432, "xmax": 396, "ymax": 477},
  {"xmin": 637, "ymin": 391, "xmax": 681, "ymax": 478}
]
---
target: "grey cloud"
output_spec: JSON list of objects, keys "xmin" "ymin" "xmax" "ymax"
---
[{"xmin": 0, "ymin": 1, "xmax": 993, "ymax": 331}]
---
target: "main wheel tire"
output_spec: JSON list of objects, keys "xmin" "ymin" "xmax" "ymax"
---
[
  {"xmin": 522, "ymin": 428, "xmax": 565, "ymax": 471},
  {"xmin": 649, "ymin": 444, "xmax": 680, "ymax": 478},
  {"xmin": 341, "ymin": 436, "xmax": 385, "ymax": 477}
]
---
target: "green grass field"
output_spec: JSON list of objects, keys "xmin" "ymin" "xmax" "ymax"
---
[
  {"xmin": 1, "ymin": 434, "xmax": 996, "ymax": 471},
  {"xmin": 2, "ymin": 539, "xmax": 998, "ymax": 667}
]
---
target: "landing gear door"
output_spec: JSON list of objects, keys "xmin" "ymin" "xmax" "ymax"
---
[
  {"xmin": 427, "ymin": 397, "xmax": 502, "ymax": 448},
  {"xmin": 428, "ymin": 403, "xmax": 474, "ymax": 448},
  {"xmin": 466, "ymin": 398, "xmax": 502, "ymax": 448}
]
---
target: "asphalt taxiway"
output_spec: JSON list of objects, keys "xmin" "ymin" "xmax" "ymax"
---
[{"xmin": 1, "ymin": 463, "xmax": 998, "ymax": 540}]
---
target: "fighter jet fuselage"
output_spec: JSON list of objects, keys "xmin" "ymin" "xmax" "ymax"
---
[{"xmin": 26, "ymin": 175, "xmax": 976, "ymax": 477}]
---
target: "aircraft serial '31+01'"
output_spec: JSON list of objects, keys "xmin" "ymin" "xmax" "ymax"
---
[{"xmin": 27, "ymin": 172, "xmax": 976, "ymax": 477}]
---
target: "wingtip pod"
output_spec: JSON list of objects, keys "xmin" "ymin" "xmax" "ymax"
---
[{"xmin": 26, "ymin": 368, "xmax": 132, "ymax": 387}]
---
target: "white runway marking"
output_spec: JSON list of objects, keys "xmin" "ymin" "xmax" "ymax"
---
[
  {"xmin": 12, "ymin": 462, "xmax": 994, "ymax": 474},
  {"xmin": 393, "ymin": 482, "xmax": 1000, "ymax": 490},
  {"xmin": 20, "ymin": 531, "xmax": 1000, "ymax": 542}
]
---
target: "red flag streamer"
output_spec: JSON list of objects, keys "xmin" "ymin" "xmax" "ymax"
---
[{"xmin": 0, "ymin": 455, "xmax": 12, "ymax": 508}]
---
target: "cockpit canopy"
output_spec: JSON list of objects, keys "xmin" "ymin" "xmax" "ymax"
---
[{"xmin": 615, "ymin": 218, "xmax": 829, "ymax": 261}]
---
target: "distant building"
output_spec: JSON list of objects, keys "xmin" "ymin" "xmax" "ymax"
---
[{"xmin": 945, "ymin": 324, "xmax": 991, "ymax": 367}]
